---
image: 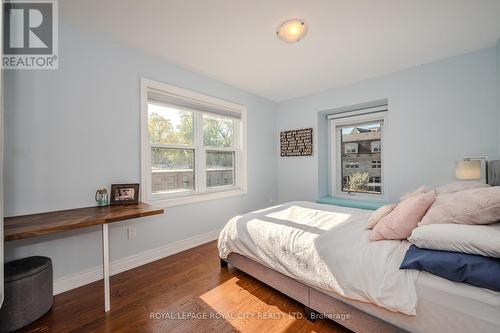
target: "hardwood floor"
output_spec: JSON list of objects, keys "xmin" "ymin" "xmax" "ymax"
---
[{"xmin": 19, "ymin": 241, "xmax": 351, "ymax": 333}]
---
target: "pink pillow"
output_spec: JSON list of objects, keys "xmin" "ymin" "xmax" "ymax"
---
[
  {"xmin": 366, "ymin": 204, "xmax": 397, "ymax": 230},
  {"xmin": 436, "ymin": 181, "xmax": 489, "ymax": 196},
  {"xmin": 369, "ymin": 191, "xmax": 436, "ymax": 241},
  {"xmin": 400, "ymin": 186, "xmax": 433, "ymax": 202},
  {"xmin": 420, "ymin": 186, "xmax": 500, "ymax": 226}
]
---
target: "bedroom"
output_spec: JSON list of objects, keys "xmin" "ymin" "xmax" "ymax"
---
[{"xmin": 0, "ymin": 0, "xmax": 499, "ymax": 332}]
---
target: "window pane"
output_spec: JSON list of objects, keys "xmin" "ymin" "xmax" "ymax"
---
[
  {"xmin": 340, "ymin": 122, "xmax": 382, "ymax": 194},
  {"xmin": 345, "ymin": 143, "xmax": 358, "ymax": 154},
  {"xmin": 206, "ymin": 151, "xmax": 234, "ymax": 187},
  {"xmin": 203, "ymin": 113, "xmax": 235, "ymax": 148},
  {"xmin": 151, "ymin": 147, "xmax": 194, "ymax": 194},
  {"xmin": 148, "ymin": 103, "xmax": 194, "ymax": 145}
]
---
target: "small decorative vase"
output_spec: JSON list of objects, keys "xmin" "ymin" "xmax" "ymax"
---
[{"xmin": 95, "ymin": 188, "xmax": 109, "ymax": 207}]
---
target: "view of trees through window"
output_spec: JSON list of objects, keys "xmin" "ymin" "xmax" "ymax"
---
[
  {"xmin": 148, "ymin": 103, "xmax": 236, "ymax": 194},
  {"xmin": 340, "ymin": 122, "xmax": 382, "ymax": 194},
  {"xmin": 148, "ymin": 106, "xmax": 193, "ymax": 146},
  {"xmin": 203, "ymin": 114, "xmax": 234, "ymax": 147}
]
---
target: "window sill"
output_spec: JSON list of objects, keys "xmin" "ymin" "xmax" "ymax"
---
[
  {"xmin": 149, "ymin": 188, "xmax": 247, "ymax": 208},
  {"xmin": 333, "ymin": 193, "xmax": 387, "ymax": 202}
]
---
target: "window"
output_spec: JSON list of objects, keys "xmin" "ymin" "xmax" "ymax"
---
[
  {"xmin": 329, "ymin": 106, "xmax": 387, "ymax": 199},
  {"xmin": 371, "ymin": 141, "xmax": 381, "ymax": 153},
  {"xmin": 368, "ymin": 176, "xmax": 381, "ymax": 192},
  {"xmin": 345, "ymin": 161, "xmax": 360, "ymax": 169},
  {"xmin": 343, "ymin": 176, "xmax": 349, "ymax": 188},
  {"xmin": 338, "ymin": 122, "xmax": 383, "ymax": 195},
  {"xmin": 141, "ymin": 79, "xmax": 247, "ymax": 206},
  {"xmin": 345, "ymin": 143, "xmax": 358, "ymax": 154}
]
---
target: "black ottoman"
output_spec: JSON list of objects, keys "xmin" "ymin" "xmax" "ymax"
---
[{"xmin": 0, "ymin": 256, "xmax": 53, "ymax": 333}]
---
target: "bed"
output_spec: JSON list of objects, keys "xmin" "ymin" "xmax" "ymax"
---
[{"xmin": 218, "ymin": 201, "xmax": 500, "ymax": 333}]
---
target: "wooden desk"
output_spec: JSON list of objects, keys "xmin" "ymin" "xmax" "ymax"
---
[{"xmin": 4, "ymin": 202, "xmax": 164, "ymax": 312}]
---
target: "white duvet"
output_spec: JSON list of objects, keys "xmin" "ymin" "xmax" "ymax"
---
[{"xmin": 218, "ymin": 201, "xmax": 420, "ymax": 315}]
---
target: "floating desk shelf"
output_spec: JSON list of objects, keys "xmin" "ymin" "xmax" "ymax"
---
[{"xmin": 4, "ymin": 202, "xmax": 164, "ymax": 312}]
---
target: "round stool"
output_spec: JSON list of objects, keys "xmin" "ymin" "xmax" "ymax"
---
[{"xmin": 0, "ymin": 256, "xmax": 53, "ymax": 333}]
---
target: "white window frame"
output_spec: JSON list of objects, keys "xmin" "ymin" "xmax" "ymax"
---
[
  {"xmin": 329, "ymin": 111, "xmax": 388, "ymax": 201},
  {"xmin": 141, "ymin": 78, "xmax": 247, "ymax": 207}
]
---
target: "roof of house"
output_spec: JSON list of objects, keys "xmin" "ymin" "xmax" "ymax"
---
[{"xmin": 353, "ymin": 128, "xmax": 371, "ymax": 133}]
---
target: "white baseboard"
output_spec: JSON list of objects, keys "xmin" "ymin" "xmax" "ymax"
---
[{"xmin": 53, "ymin": 229, "xmax": 220, "ymax": 295}]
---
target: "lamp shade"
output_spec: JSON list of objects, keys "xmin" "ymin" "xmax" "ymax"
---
[{"xmin": 455, "ymin": 160, "xmax": 481, "ymax": 180}]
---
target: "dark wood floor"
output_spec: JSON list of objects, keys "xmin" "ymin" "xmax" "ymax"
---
[{"xmin": 20, "ymin": 241, "xmax": 351, "ymax": 333}]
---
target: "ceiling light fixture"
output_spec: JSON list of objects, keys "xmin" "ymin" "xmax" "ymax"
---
[{"xmin": 276, "ymin": 19, "xmax": 307, "ymax": 43}]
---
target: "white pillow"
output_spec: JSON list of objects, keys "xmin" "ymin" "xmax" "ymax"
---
[
  {"xmin": 366, "ymin": 204, "xmax": 397, "ymax": 230},
  {"xmin": 400, "ymin": 186, "xmax": 433, "ymax": 201},
  {"xmin": 436, "ymin": 181, "xmax": 489, "ymax": 196},
  {"xmin": 420, "ymin": 186, "xmax": 500, "ymax": 226},
  {"xmin": 409, "ymin": 223, "xmax": 500, "ymax": 258}
]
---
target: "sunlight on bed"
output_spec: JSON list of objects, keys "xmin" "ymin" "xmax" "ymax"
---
[{"xmin": 266, "ymin": 205, "xmax": 352, "ymax": 231}]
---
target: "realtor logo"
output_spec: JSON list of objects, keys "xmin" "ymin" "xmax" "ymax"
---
[{"xmin": 3, "ymin": 0, "xmax": 58, "ymax": 69}]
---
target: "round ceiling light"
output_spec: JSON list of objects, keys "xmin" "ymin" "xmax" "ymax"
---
[{"xmin": 276, "ymin": 19, "xmax": 307, "ymax": 43}]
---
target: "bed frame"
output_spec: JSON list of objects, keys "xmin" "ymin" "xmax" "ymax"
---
[{"xmin": 221, "ymin": 254, "xmax": 406, "ymax": 333}]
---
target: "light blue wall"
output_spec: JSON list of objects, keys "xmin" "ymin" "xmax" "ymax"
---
[
  {"xmin": 276, "ymin": 47, "xmax": 499, "ymax": 203},
  {"xmin": 4, "ymin": 24, "xmax": 277, "ymax": 279},
  {"xmin": 4, "ymin": 21, "xmax": 499, "ymax": 283}
]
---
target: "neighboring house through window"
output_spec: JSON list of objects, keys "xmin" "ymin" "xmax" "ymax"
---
[{"xmin": 329, "ymin": 104, "xmax": 387, "ymax": 199}]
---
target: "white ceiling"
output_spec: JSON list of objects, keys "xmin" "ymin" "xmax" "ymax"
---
[{"xmin": 62, "ymin": 0, "xmax": 500, "ymax": 102}]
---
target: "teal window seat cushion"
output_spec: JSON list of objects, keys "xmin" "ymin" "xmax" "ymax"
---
[{"xmin": 316, "ymin": 197, "xmax": 387, "ymax": 211}]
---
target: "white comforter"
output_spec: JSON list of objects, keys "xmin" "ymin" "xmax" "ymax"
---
[{"xmin": 218, "ymin": 201, "xmax": 420, "ymax": 315}]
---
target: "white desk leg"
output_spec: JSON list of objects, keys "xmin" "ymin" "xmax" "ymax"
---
[{"xmin": 102, "ymin": 224, "xmax": 110, "ymax": 312}]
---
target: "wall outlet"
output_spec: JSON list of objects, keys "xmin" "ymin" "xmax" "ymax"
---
[{"xmin": 127, "ymin": 226, "xmax": 136, "ymax": 240}]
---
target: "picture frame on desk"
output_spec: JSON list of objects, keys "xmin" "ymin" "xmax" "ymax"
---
[{"xmin": 110, "ymin": 183, "xmax": 140, "ymax": 205}]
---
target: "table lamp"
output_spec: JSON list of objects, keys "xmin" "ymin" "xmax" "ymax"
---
[{"xmin": 455, "ymin": 157, "xmax": 487, "ymax": 183}]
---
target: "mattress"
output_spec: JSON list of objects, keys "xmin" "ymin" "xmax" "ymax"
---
[
  {"xmin": 321, "ymin": 271, "xmax": 500, "ymax": 333},
  {"xmin": 218, "ymin": 201, "xmax": 419, "ymax": 314}
]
